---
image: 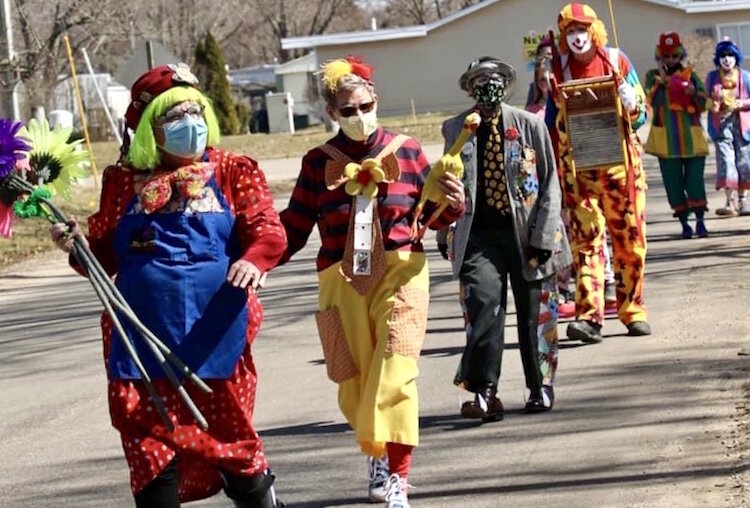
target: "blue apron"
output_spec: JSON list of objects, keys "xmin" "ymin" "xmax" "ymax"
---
[{"xmin": 109, "ymin": 176, "xmax": 248, "ymax": 380}]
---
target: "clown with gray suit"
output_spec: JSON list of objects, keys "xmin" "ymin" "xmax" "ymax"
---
[{"xmin": 437, "ymin": 58, "xmax": 571, "ymax": 422}]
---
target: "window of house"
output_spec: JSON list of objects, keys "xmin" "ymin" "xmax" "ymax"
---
[{"xmin": 716, "ymin": 22, "xmax": 750, "ymax": 60}]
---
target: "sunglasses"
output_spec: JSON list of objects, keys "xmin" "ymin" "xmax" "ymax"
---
[
  {"xmin": 337, "ymin": 101, "xmax": 375, "ymax": 118},
  {"xmin": 663, "ymin": 53, "xmax": 682, "ymax": 60}
]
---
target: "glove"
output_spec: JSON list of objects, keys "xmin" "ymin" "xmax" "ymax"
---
[
  {"xmin": 618, "ymin": 83, "xmax": 637, "ymax": 113},
  {"xmin": 437, "ymin": 242, "xmax": 449, "ymax": 260},
  {"xmin": 530, "ymin": 246, "xmax": 552, "ymax": 265}
]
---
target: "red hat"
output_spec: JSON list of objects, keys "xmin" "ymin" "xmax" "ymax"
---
[
  {"xmin": 558, "ymin": 3, "xmax": 599, "ymax": 31},
  {"xmin": 124, "ymin": 63, "xmax": 200, "ymax": 130},
  {"xmin": 657, "ymin": 32, "xmax": 682, "ymax": 57}
]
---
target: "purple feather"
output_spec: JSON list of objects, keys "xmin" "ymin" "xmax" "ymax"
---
[{"xmin": 0, "ymin": 119, "xmax": 31, "ymax": 179}]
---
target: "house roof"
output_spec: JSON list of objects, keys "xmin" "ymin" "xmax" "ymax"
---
[
  {"xmin": 275, "ymin": 51, "xmax": 317, "ymax": 75},
  {"xmin": 281, "ymin": 0, "xmax": 750, "ymax": 50}
]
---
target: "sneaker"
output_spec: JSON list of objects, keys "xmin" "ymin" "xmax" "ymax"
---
[
  {"xmin": 367, "ymin": 456, "xmax": 389, "ymax": 502},
  {"xmin": 604, "ymin": 300, "xmax": 618, "ymax": 316},
  {"xmin": 460, "ymin": 388, "xmax": 504, "ymax": 422},
  {"xmin": 695, "ymin": 219, "xmax": 708, "ymax": 238},
  {"xmin": 681, "ymin": 222, "xmax": 693, "ymax": 239},
  {"xmin": 716, "ymin": 201, "xmax": 738, "ymax": 216},
  {"xmin": 384, "ymin": 474, "xmax": 410, "ymax": 508},
  {"xmin": 558, "ymin": 300, "xmax": 576, "ymax": 318},
  {"xmin": 626, "ymin": 321, "xmax": 652, "ymax": 336},
  {"xmin": 566, "ymin": 320, "xmax": 603, "ymax": 343},
  {"xmin": 740, "ymin": 202, "xmax": 750, "ymax": 216}
]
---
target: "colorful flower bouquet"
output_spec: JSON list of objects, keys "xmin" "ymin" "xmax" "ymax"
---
[{"xmin": 0, "ymin": 118, "xmax": 211, "ymax": 431}]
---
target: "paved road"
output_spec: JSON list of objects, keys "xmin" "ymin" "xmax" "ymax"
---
[{"xmin": 1, "ymin": 148, "xmax": 749, "ymax": 507}]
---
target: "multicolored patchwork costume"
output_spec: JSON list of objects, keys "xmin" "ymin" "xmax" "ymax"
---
[
  {"xmin": 705, "ymin": 39, "xmax": 750, "ymax": 215},
  {"xmin": 644, "ymin": 31, "xmax": 709, "ymax": 238}
]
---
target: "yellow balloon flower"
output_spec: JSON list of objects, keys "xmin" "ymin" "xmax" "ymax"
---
[{"xmin": 343, "ymin": 158, "xmax": 385, "ymax": 199}]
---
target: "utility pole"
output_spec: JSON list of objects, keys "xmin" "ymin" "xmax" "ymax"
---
[{"xmin": 0, "ymin": 0, "xmax": 19, "ymax": 120}]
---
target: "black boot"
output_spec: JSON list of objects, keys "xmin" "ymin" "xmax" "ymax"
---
[
  {"xmin": 134, "ymin": 459, "xmax": 180, "ymax": 508},
  {"xmin": 222, "ymin": 470, "xmax": 284, "ymax": 508}
]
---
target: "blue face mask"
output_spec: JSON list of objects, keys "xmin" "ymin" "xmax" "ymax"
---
[{"xmin": 161, "ymin": 116, "xmax": 208, "ymax": 159}]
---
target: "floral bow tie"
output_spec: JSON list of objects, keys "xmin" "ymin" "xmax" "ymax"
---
[{"xmin": 139, "ymin": 163, "xmax": 213, "ymax": 214}]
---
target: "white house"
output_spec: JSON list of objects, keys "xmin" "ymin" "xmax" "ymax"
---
[{"xmin": 274, "ymin": 51, "xmax": 320, "ymax": 128}]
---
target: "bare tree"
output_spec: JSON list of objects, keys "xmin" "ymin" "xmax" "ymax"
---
[
  {"xmin": 367, "ymin": 0, "xmax": 484, "ymax": 27},
  {"xmin": 249, "ymin": 0, "xmax": 366, "ymax": 62},
  {"xmin": 10, "ymin": 0, "xmax": 133, "ymax": 113}
]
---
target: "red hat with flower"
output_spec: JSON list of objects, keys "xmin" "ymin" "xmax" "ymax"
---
[
  {"xmin": 657, "ymin": 32, "xmax": 683, "ymax": 58},
  {"xmin": 124, "ymin": 63, "xmax": 200, "ymax": 130}
]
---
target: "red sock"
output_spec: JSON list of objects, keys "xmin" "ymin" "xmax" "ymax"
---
[{"xmin": 386, "ymin": 442, "xmax": 413, "ymax": 478}]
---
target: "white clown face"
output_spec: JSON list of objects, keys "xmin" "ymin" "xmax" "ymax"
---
[
  {"xmin": 720, "ymin": 54, "xmax": 737, "ymax": 71},
  {"xmin": 566, "ymin": 25, "xmax": 592, "ymax": 55}
]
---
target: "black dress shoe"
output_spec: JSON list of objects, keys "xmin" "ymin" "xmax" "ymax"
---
[
  {"xmin": 525, "ymin": 385, "xmax": 554, "ymax": 413},
  {"xmin": 566, "ymin": 320, "xmax": 603, "ymax": 343},
  {"xmin": 460, "ymin": 388, "xmax": 504, "ymax": 422},
  {"xmin": 627, "ymin": 321, "xmax": 652, "ymax": 336}
]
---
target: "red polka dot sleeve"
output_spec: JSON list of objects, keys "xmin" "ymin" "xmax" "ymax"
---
[
  {"xmin": 70, "ymin": 165, "xmax": 135, "ymax": 277},
  {"xmin": 210, "ymin": 149, "xmax": 287, "ymax": 273}
]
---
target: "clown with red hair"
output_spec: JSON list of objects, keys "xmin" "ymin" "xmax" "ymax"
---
[{"xmin": 546, "ymin": 3, "xmax": 651, "ymax": 344}]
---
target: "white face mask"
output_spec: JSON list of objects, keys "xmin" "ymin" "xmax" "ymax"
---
[
  {"xmin": 566, "ymin": 29, "xmax": 592, "ymax": 55},
  {"xmin": 338, "ymin": 107, "xmax": 379, "ymax": 142},
  {"xmin": 720, "ymin": 55, "xmax": 737, "ymax": 71}
]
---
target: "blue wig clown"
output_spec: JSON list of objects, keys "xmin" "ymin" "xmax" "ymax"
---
[{"xmin": 714, "ymin": 38, "xmax": 743, "ymax": 69}]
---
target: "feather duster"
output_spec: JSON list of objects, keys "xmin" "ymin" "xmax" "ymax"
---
[
  {"xmin": 0, "ymin": 119, "xmax": 31, "ymax": 237},
  {"xmin": 0, "ymin": 119, "xmax": 30, "ymax": 179},
  {"xmin": 18, "ymin": 118, "xmax": 89, "ymax": 199}
]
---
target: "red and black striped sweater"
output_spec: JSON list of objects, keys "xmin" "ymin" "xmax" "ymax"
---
[{"xmin": 279, "ymin": 128, "xmax": 464, "ymax": 271}]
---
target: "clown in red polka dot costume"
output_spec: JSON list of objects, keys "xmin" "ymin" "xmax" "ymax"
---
[{"xmin": 51, "ymin": 63, "xmax": 287, "ymax": 508}]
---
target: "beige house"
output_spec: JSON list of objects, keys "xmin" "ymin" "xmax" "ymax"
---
[{"xmin": 282, "ymin": 0, "xmax": 750, "ymax": 116}]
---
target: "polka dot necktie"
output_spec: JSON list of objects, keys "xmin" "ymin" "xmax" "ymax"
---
[{"xmin": 482, "ymin": 115, "xmax": 511, "ymax": 214}]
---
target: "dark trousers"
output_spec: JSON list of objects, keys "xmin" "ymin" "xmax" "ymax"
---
[
  {"xmin": 134, "ymin": 459, "xmax": 277, "ymax": 508},
  {"xmin": 657, "ymin": 157, "xmax": 707, "ymax": 218},
  {"xmin": 455, "ymin": 228, "xmax": 543, "ymax": 396}
]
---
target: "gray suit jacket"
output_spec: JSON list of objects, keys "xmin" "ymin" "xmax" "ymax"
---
[{"xmin": 437, "ymin": 103, "xmax": 572, "ymax": 281}]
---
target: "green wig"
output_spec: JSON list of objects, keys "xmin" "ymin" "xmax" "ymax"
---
[{"xmin": 128, "ymin": 86, "xmax": 221, "ymax": 170}]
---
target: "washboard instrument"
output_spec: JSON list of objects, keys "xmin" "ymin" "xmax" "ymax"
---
[{"xmin": 559, "ymin": 75, "xmax": 628, "ymax": 172}]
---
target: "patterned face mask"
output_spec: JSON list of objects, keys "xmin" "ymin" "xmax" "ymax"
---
[{"xmin": 471, "ymin": 78, "xmax": 506, "ymax": 108}]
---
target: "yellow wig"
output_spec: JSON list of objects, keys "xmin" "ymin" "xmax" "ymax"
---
[{"xmin": 320, "ymin": 59, "xmax": 354, "ymax": 95}]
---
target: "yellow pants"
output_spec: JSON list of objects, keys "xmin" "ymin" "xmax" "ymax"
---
[
  {"xmin": 564, "ymin": 165, "xmax": 648, "ymax": 325},
  {"xmin": 316, "ymin": 251, "xmax": 429, "ymax": 458}
]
